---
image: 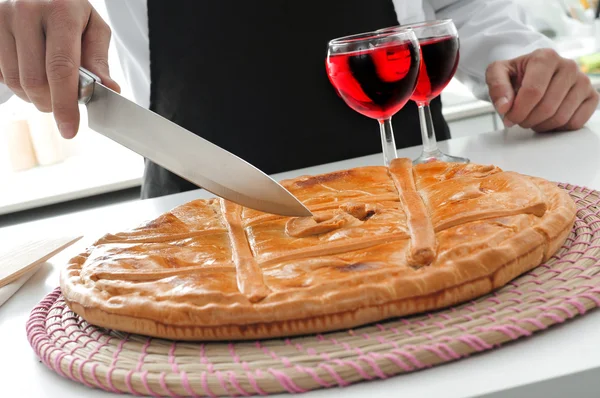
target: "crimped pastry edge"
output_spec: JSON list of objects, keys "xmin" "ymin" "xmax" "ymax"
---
[
  {"xmin": 59, "ymin": 164, "xmax": 577, "ymax": 340},
  {"xmin": 62, "ymin": 215, "xmax": 573, "ymax": 341}
]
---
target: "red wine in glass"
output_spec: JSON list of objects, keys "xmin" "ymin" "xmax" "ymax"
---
[
  {"xmin": 378, "ymin": 20, "xmax": 469, "ymax": 164},
  {"xmin": 326, "ymin": 28, "xmax": 421, "ymax": 166},
  {"xmin": 411, "ymin": 36, "xmax": 459, "ymax": 103},
  {"xmin": 326, "ymin": 41, "xmax": 420, "ymax": 120}
]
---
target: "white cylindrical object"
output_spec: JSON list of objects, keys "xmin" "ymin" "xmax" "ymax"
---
[
  {"xmin": 595, "ymin": 20, "xmax": 600, "ymax": 51},
  {"xmin": 28, "ymin": 111, "xmax": 66, "ymax": 166},
  {"xmin": 5, "ymin": 119, "xmax": 38, "ymax": 172}
]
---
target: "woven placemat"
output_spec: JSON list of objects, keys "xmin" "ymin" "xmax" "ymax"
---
[{"xmin": 26, "ymin": 183, "xmax": 600, "ymax": 397}]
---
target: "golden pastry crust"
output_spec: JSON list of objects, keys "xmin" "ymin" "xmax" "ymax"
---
[{"xmin": 60, "ymin": 159, "xmax": 577, "ymax": 340}]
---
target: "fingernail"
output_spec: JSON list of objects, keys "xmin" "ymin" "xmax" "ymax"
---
[
  {"xmin": 494, "ymin": 97, "xmax": 509, "ymax": 110},
  {"xmin": 59, "ymin": 123, "xmax": 77, "ymax": 139},
  {"xmin": 503, "ymin": 119, "xmax": 515, "ymax": 128}
]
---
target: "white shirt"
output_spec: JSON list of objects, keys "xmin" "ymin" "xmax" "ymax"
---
[{"xmin": 0, "ymin": 0, "xmax": 553, "ymax": 108}]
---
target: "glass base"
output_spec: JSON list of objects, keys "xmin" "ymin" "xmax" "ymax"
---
[{"xmin": 413, "ymin": 149, "xmax": 470, "ymax": 165}]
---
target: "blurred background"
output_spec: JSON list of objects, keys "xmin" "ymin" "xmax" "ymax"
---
[{"xmin": 1, "ymin": 0, "xmax": 599, "ymax": 226}]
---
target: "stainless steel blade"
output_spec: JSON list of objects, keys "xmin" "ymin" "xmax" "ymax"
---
[{"xmin": 78, "ymin": 69, "xmax": 311, "ymax": 217}]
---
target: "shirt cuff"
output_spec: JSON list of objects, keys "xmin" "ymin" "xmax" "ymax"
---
[{"xmin": 487, "ymin": 37, "xmax": 556, "ymax": 65}]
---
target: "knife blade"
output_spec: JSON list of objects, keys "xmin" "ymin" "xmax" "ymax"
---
[{"xmin": 78, "ymin": 68, "xmax": 311, "ymax": 217}]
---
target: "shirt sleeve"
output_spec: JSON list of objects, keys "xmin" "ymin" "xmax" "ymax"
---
[
  {"xmin": 429, "ymin": 0, "xmax": 555, "ymax": 100},
  {"xmin": 0, "ymin": 83, "xmax": 13, "ymax": 105}
]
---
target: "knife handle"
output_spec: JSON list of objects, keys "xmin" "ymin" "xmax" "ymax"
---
[{"xmin": 78, "ymin": 67, "xmax": 102, "ymax": 105}]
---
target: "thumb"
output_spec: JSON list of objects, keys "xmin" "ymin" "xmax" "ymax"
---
[
  {"xmin": 81, "ymin": 8, "xmax": 121, "ymax": 93},
  {"xmin": 485, "ymin": 60, "xmax": 517, "ymax": 117}
]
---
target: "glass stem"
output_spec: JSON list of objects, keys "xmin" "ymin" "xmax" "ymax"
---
[
  {"xmin": 417, "ymin": 102, "xmax": 439, "ymax": 156},
  {"xmin": 378, "ymin": 118, "xmax": 397, "ymax": 166}
]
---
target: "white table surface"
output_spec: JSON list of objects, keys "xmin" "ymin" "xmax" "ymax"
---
[
  {"xmin": 3, "ymin": 113, "xmax": 600, "ymax": 398},
  {"xmin": 0, "ymin": 150, "xmax": 143, "ymax": 216}
]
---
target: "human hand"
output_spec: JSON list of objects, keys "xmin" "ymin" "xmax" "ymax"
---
[
  {"xmin": 486, "ymin": 48, "xmax": 598, "ymax": 133},
  {"xmin": 0, "ymin": 0, "xmax": 120, "ymax": 138}
]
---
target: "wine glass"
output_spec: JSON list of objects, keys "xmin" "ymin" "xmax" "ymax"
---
[
  {"xmin": 379, "ymin": 20, "xmax": 469, "ymax": 164},
  {"xmin": 326, "ymin": 28, "xmax": 420, "ymax": 166}
]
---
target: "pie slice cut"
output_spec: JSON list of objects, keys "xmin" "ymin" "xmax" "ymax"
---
[{"xmin": 61, "ymin": 159, "xmax": 576, "ymax": 340}]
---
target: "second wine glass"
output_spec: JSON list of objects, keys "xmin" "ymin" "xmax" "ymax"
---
[{"xmin": 379, "ymin": 20, "xmax": 469, "ymax": 164}]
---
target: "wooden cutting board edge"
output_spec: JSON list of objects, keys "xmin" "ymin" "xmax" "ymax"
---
[{"xmin": 0, "ymin": 236, "xmax": 83, "ymax": 288}]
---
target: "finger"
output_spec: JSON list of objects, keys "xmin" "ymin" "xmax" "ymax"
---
[
  {"xmin": 81, "ymin": 7, "xmax": 120, "ymax": 93},
  {"xmin": 45, "ymin": 14, "xmax": 83, "ymax": 139},
  {"xmin": 486, "ymin": 60, "xmax": 516, "ymax": 116},
  {"xmin": 532, "ymin": 77, "xmax": 589, "ymax": 132},
  {"xmin": 505, "ymin": 49, "xmax": 560, "ymax": 126},
  {"xmin": 13, "ymin": 6, "xmax": 51, "ymax": 112},
  {"xmin": 0, "ymin": 29, "xmax": 30, "ymax": 102},
  {"xmin": 519, "ymin": 60, "xmax": 579, "ymax": 128},
  {"xmin": 563, "ymin": 89, "xmax": 599, "ymax": 131}
]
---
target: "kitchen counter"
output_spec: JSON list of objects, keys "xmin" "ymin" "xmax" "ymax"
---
[
  {"xmin": 0, "ymin": 149, "xmax": 143, "ymax": 217},
  {"xmin": 2, "ymin": 112, "xmax": 600, "ymax": 398}
]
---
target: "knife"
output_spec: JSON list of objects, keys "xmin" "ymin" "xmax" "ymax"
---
[{"xmin": 78, "ymin": 68, "xmax": 311, "ymax": 217}]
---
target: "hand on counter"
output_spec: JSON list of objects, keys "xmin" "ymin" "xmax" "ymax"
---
[
  {"xmin": 0, "ymin": 0, "xmax": 120, "ymax": 139},
  {"xmin": 486, "ymin": 48, "xmax": 599, "ymax": 133}
]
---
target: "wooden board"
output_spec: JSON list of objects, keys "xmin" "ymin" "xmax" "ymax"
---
[{"xmin": 0, "ymin": 236, "xmax": 82, "ymax": 288}]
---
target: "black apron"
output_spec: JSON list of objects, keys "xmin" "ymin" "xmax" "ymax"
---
[{"xmin": 144, "ymin": 0, "xmax": 451, "ymax": 199}]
